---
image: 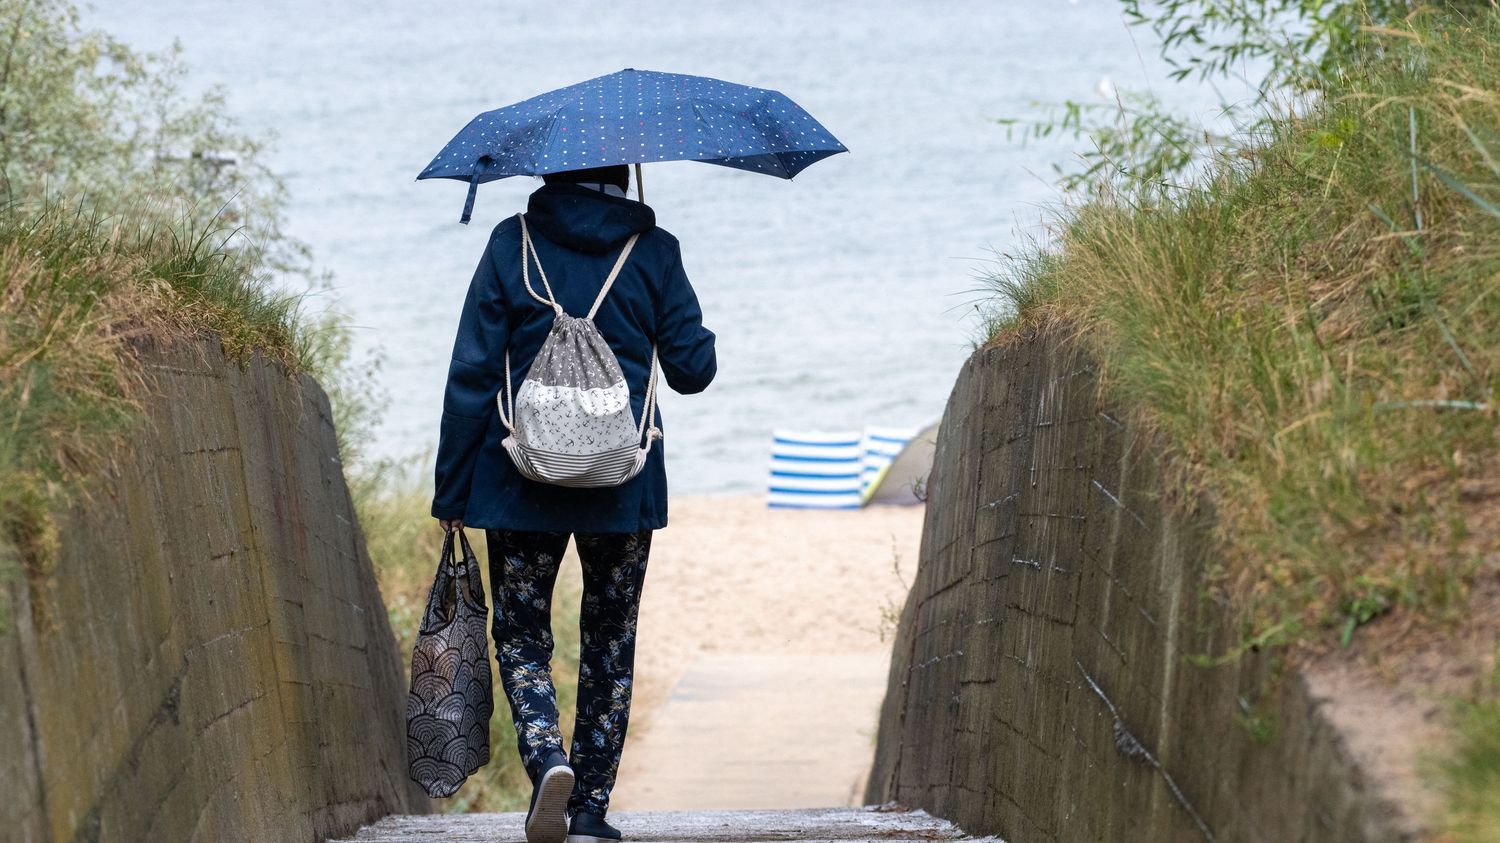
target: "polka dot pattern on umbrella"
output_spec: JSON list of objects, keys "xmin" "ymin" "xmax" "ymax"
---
[{"xmin": 417, "ymin": 68, "xmax": 847, "ymax": 223}]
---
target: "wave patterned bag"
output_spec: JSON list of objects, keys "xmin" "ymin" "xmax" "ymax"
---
[{"xmin": 406, "ymin": 529, "xmax": 493, "ymax": 798}]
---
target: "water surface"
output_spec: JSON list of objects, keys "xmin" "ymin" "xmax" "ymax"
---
[{"xmin": 94, "ymin": 1, "xmax": 1230, "ymax": 493}]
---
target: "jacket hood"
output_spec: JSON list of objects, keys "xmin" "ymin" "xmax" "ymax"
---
[{"xmin": 524, "ymin": 183, "xmax": 656, "ymax": 253}]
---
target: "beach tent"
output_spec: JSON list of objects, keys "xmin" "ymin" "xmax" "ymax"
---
[
  {"xmin": 767, "ymin": 424, "xmax": 935, "ymax": 509},
  {"xmin": 862, "ymin": 422, "xmax": 939, "ymax": 505}
]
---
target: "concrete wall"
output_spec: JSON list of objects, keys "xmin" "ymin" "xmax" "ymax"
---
[
  {"xmin": 0, "ymin": 335, "xmax": 430, "ymax": 843},
  {"xmin": 865, "ymin": 330, "xmax": 1408, "ymax": 842}
]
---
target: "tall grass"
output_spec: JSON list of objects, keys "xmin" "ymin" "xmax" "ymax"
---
[
  {"xmin": 0, "ymin": 199, "xmax": 318, "ymax": 624},
  {"xmin": 1439, "ymin": 689, "xmax": 1500, "ymax": 841},
  {"xmin": 0, "ymin": 194, "xmax": 575, "ymax": 811},
  {"xmin": 984, "ymin": 11, "xmax": 1500, "ymax": 650},
  {"xmin": 984, "ymin": 14, "xmax": 1500, "ymax": 836}
]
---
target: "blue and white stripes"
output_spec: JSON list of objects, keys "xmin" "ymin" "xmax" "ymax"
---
[
  {"xmin": 767, "ymin": 426, "xmax": 924, "ymax": 509},
  {"xmin": 767, "ymin": 430, "xmax": 865, "ymax": 509},
  {"xmin": 858, "ymin": 426, "xmax": 920, "ymax": 502}
]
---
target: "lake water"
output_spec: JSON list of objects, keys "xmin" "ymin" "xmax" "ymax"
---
[{"xmin": 92, "ymin": 1, "xmax": 1231, "ymax": 494}]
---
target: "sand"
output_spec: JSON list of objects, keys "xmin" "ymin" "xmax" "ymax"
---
[{"xmin": 552, "ymin": 496, "xmax": 926, "ymax": 811}]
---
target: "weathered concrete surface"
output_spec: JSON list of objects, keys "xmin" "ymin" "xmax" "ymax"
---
[
  {"xmin": 614, "ymin": 652, "xmax": 888, "ymax": 810},
  {"xmin": 332, "ymin": 806, "xmax": 1003, "ymax": 842},
  {"xmin": 609, "ymin": 496, "xmax": 925, "ymax": 813},
  {"xmin": 865, "ymin": 330, "xmax": 1412, "ymax": 842},
  {"xmin": 0, "ymin": 335, "xmax": 430, "ymax": 843}
]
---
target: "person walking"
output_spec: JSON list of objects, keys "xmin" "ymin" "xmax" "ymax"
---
[{"xmin": 431, "ymin": 164, "xmax": 716, "ymax": 843}]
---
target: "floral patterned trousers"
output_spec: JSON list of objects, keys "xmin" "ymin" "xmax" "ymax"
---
[{"xmin": 484, "ymin": 529, "xmax": 652, "ymax": 817}]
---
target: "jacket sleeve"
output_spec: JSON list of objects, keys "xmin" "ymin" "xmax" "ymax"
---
[
  {"xmin": 431, "ymin": 235, "xmax": 510, "ymax": 520},
  {"xmin": 654, "ymin": 245, "xmax": 717, "ymax": 395}
]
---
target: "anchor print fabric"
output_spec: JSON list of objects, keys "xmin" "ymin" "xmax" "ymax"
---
[{"xmin": 485, "ymin": 528, "xmax": 652, "ymax": 817}]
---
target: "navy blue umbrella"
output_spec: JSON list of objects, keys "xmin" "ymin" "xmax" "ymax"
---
[{"xmin": 418, "ymin": 68, "xmax": 847, "ymax": 223}]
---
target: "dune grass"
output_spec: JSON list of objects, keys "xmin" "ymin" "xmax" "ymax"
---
[
  {"xmin": 983, "ymin": 11, "xmax": 1500, "ymax": 835},
  {"xmin": 1439, "ymin": 687, "xmax": 1500, "ymax": 841},
  {"xmin": 0, "ymin": 0, "xmax": 566, "ymax": 813},
  {"xmin": 984, "ymin": 10, "xmax": 1500, "ymax": 652},
  {"xmin": 0, "ymin": 200, "xmax": 317, "ymax": 618},
  {"xmin": 0, "ymin": 194, "xmax": 584, "ymax": 811}
]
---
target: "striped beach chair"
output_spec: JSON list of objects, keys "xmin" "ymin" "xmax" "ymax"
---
[
  {"xmin": 767, "ymin": 430, "xmax": 865, "ymax": 509},
  {"xmin": 767, "ymin": 425, "xmax": 928, "ymax": 509}
]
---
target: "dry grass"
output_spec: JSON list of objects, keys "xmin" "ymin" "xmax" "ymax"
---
[
  {"xmin": 985, "ymin": 11, "xmax": 1500, "ymax": 652},
  {"xmin": 983, "ymin": 12, "xmax": 1500, "ymax": 836},
  {"xmin": 0, "ymin": 200, "xmax": 314, "ymax": 623},
  {"xmin": 0, "ymin": 195, "xmax": 564, "ymax": 811}
]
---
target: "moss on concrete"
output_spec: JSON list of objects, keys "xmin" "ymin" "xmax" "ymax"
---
[{"xmin": 0, "ymin": 335, "xmax": 429, "ymax": 843}]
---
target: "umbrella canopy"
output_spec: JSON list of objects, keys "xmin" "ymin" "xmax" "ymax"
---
[{"xmin": 418, "ymin": 68, "xmax": 847, "ymax": 223}]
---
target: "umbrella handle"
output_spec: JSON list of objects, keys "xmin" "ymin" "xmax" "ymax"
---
[{"xmin": 635, "ymin": 163, "xmax": 644, "ymax": 204}]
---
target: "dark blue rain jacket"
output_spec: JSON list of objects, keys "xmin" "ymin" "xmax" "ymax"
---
[{"xmin": 431, "ymin": 183, "xmax": 717, "ymax": 532}]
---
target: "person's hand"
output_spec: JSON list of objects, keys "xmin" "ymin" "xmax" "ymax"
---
[{"xmin": 439, "ymin": 518, "xmax": 464, "ymax": 533}]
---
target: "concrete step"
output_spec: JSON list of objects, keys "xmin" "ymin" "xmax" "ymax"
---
[{"xmin": 330, "ymin": 805, "xmax": 1003, "ymax": 842}]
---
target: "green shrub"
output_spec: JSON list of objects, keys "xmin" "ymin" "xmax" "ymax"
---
[
  {"xmin": 989, "ymin": 10, "xmax": 1500, "ymax": 831},
  {"xmin": 0, "ymin": 0, "xmax": 301, "ymax": 270},
  {"xmin": 987, "ymin": 10, "xmax": 1499, "ymax": 647},
  {"xmin": 0, "ymin": 0, "xmax": 369, "ymax": 628}
]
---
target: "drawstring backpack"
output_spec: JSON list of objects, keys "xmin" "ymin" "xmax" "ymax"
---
[{"xmin": 497, "ymin": 213, "xmax": 661, "ymax": 488}]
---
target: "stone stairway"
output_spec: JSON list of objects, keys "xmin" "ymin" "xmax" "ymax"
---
[{"xmin": 330, "ymin": 806, "xmax": 1003, "ymax": 842}]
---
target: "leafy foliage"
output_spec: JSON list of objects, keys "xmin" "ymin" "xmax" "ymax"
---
[
  {"xmin": 990, "ymin": 10, "xmax": 1500, "ymax": 835},
  {"xmin": 1017, "ymin": 0, "xmax": 1495, "ymax": 190},
  {"xmin": 0, "ymin": 1, "xmax": 382, "ymax": 626},
  {"xmin": 986, "ymin": 10, "xmax": 1500, "ymax": 648},
  {"xmin": 0, "ymin": 0, "xmax": 303, "ymax": 271}
]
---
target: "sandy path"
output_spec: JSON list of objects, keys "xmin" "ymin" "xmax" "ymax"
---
[{"xmin": 570, "ymin": 495, "xmax": 926, "ymax": 811}]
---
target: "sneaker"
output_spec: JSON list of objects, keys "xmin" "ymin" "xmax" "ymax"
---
[
  {"xmin": 566, "ymin": 810, "xmax": 621, "ymax": 843},
  {"xmin": 524, "ymin": 751, "xmax": 574, "ymax": 843}
]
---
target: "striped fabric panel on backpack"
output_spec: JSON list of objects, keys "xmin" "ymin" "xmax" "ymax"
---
[{"xmin": 504, "ymin": 440, "xmax": 645, "ymax": 489}]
